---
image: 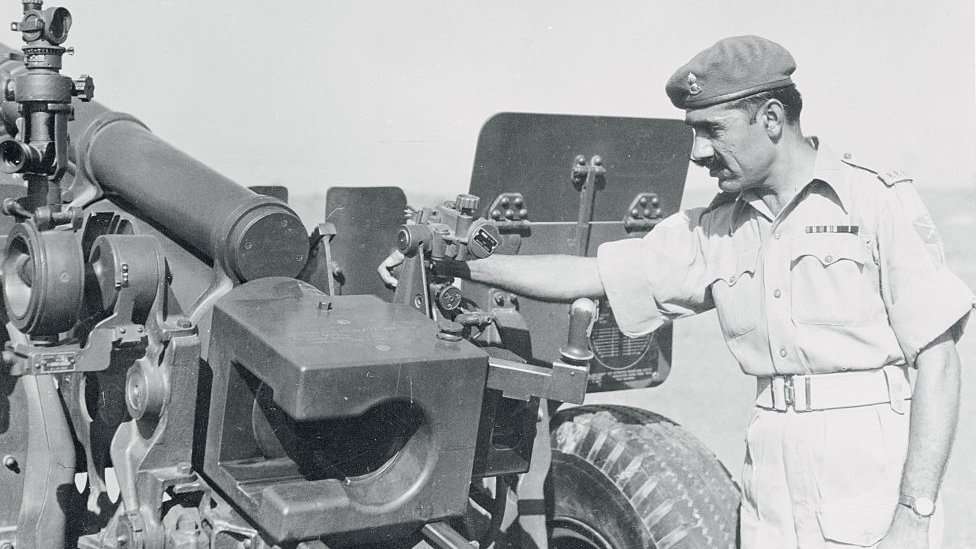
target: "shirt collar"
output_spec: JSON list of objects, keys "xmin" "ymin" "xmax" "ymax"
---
[
  {"xmin": 725, "ymin": 137, "xmax": 851, "ymax": 231},
  {"xmin": 807, "ymin": 138, "xmax": 852, "ymax": 211}
]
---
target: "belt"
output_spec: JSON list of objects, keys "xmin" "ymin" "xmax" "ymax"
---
[{"xmin": 756, "ymin": 365, "xmax": 912, "ymax": 413}]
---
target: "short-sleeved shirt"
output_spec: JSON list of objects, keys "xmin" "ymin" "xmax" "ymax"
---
[{"xmin": 597, "ymin": 139, "xmax": 974, "ymax": 376}]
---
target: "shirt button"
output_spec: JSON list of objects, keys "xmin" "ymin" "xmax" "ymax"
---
[
  {"xmin": 774, "ymin": 232, "xmax": 782, "ymax": 240},
  {"xmin": 729, "ymin": 275, "xmax": 737, "ymax": 284},
  {"xmin": 825, "ymin": 255, "xmax": 834, "ymax": 263},
  {"xmin": 773, "ymin": 289, "xmax": 782, "ymax": 298},
  {"xmin": 779, "ymin": 348, "xmax": 788, "ymax": 358}
]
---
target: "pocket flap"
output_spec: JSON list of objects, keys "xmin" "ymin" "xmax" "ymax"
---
[
  {"xmin": 817, "ymin": 497, "xmax": 894, "ymax": 547},
  {"xmin": 792, "ymin": 235, "xmax": 868, "ymax": 266},
  {"xmin": 711, "ymin": 249, "xmax": 759, "ymax": 286}
]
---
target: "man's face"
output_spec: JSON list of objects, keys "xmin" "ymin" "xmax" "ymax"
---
[{"xmin": 685, "ymin": 103, "xmax": 775, "ymax": 194}]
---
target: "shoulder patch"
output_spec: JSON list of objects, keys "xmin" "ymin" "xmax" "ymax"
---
[{"xmin": 840, "ymin": 154, "xmax": 912, "ymax": 187}]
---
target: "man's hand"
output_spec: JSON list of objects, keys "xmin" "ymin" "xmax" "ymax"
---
[
  {"xmin": 877, "ymin": 506, "xmax": 929, "ymax": 549},
  {"xmin": 377, "ymin": 250, "xmax": 405, "ymax": 288}
]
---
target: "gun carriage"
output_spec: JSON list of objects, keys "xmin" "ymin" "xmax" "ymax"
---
[{"xmin": 0, "ymin": 3, "xmax": 738, "ymax": 548}]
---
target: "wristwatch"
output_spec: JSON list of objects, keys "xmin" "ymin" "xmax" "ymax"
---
[{"xmin": 898, "ymin": 494, "xmax": 936, "ymax": 518}]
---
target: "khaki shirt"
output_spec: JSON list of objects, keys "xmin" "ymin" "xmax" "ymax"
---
[{"xmin": 597, "ymin": 141, "xmax": 974, "ymax": 376}]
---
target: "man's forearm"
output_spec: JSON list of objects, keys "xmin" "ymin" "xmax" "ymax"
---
[
  {"xmin": 466, "ymin": 254, "xmax": 605, "ymax": 302},
  {"xmin": 900, "ymin": 330, "xmax": 961, "ymax": 501},
  {"xmin": 879, "ymin": 330, "xmax": 960, "ymax": 548}
]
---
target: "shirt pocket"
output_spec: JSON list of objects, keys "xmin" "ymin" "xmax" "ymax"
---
[
  {"xmin": 790, "ymin": 234, "xmax": 883, "ymax": 325},
  {"xmin": 709, "ymin": 249, "xmax": 760, "ymax": 338}
]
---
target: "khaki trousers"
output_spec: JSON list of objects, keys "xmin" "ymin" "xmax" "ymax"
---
[{"xmin": 739, "ymin": 403, "xmax": 944, "ymax": 549}]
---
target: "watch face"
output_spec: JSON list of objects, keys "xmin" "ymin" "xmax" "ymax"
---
[{"xmin": 913, "ymin": 497, "xmax": 936, "ymax": 517}]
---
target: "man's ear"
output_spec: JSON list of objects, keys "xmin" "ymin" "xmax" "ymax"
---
[{"xmin": 760, "ymin": 99, "xmax": 786, "ymax": 139}]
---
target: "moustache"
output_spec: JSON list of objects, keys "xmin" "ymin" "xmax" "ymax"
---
[{"xmin": 690, "ymin": 155, "xmax": 723, "ymax": 171}]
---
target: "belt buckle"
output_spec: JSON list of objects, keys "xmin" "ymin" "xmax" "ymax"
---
[
  {"xmin": 783, "ymin": 376, "xmax": 795, "ymax": 410},
  {"xmin": 783, "ymin": 375, "xmax": 812, "ymax": 412}
]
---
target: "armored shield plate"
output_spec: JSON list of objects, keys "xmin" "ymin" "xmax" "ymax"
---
[
  {"xmin": 467, "ymin": 113, "xmax": 692, "ymax": 392},
  {"xmin": 324, "ymin": 187, "xmax": 407, "ymax": 300}
]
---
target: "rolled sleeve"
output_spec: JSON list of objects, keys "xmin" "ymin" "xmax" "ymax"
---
[
  {"xmin": 596, "ymin": 210, "xmax": 713, "ymax": 337},
  {"xmin": 887, "ymin": 269, "xmax": 972, "ymax": 362},
  {"xmin": 597, "ymin": 237, "xmax": 662, "ymax": 337},
  {"xmin": 879, "ymin": 184, "xmax": 976, "ymax": 363}
]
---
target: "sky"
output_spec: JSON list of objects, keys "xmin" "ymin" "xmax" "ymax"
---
[{"xmin": 0, "ymin": 1, "xmax": 971, "ymax": 210}]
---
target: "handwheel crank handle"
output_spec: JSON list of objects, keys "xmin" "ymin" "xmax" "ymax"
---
[{"xmin": 560, "ymin": 298, "xmax": 595, "ymax": 364}]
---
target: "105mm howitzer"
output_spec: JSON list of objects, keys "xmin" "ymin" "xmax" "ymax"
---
[{"xmin": 0, "ymin": 3, "xmax": 739, "ymax": 548}]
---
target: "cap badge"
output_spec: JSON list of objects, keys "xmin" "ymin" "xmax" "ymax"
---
[{"xmin": 687, "ymin": 72, "xmax": 702, "ymax": 95}]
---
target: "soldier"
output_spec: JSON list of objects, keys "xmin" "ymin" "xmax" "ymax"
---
[{"xmin": 454, "ymin": 36, "xmax": 973, "ymax": 548}]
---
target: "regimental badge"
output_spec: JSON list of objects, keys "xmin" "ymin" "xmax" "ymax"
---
[{"xmin": 687, "ymin": 72, "xmax": 701, "ymax": 95}]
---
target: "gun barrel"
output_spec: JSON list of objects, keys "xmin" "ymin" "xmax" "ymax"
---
[
  {"xmin": 78, "ymin": 112, "xmax": 308, "ymax": 280},
  {"xmin": 0, "ymin": 45, "xmax": 308, "ymax": 282}
]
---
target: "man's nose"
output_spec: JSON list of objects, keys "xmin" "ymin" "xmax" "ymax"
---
[{"xmin": 689, "ymin": 136, "xmax": 714, "ymax": 166}]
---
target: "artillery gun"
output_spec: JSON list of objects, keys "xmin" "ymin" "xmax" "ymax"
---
[{"xmin": 0, "ymin": 3, "xmax": 738, "ymax": 548}]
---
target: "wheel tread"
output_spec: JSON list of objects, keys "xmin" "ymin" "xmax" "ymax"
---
[
  {"xmin": 586, "ymin": 430, "xmax": 609, "ymax": 463},
  {"xmin": 550, "ymin": 405, "xmax": 739, "ymax": 549}
]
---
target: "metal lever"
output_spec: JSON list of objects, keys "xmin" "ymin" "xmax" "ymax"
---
[
  {"xmin": 488, "ymin": 298, "xmax": 595, "ymax": 405},
  {"xmin": 560, "ymin": 298, "xmax": 595, "ymax": 364},
  {"xmin": 570, "ymin": 155, "xmax": 605, "ymax": 256}
]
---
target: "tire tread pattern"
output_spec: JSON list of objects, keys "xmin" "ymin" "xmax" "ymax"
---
[{"xmin": 550, "ymin": 405, "xmax": 739, "ymax": 549}]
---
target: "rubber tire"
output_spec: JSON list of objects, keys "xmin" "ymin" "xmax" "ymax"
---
[{"xmin": 548, "ymin": 405, "xmax": 739, "ymax": 549}]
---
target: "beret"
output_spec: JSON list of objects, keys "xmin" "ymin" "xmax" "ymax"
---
[{"xmin": 665, "ymin": 35, "xmax": 796, "ymax": 110}]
